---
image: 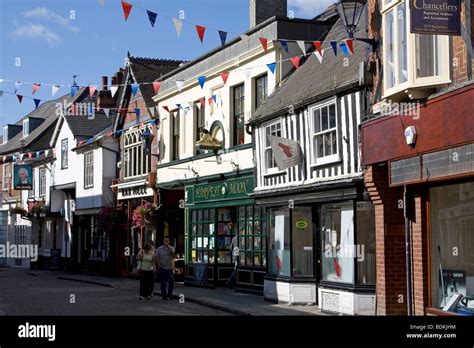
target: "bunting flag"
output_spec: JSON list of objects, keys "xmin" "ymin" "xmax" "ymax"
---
[
  {"xmin": 28, "ymin": 153, "xmax": 33, "ymax": 159},
  {"xmin": 146, "ymin": 10, "xmax": 157, "ymax": 28},
  {"xmin": 239, "ymin": 34, "xmax": 248, "ymax": 41},
  {"xmin": 150, "ymin": 119, "xmax": 155, "ymax": 126},
  {"xmin": 330, "ymin": 41, "xmax": 338, "ymax": 57},
  {"xmin": 243, "ymin": 68, "xmax": 252, "ymax": 79},
  {"xmin": 313, "ymin": 41, "xmax": 322, "ymax": 55},
  {"xmin": 291, "ymin": 56, "xmax": 301, "ymax": 69},
  {"xmin": 176, "ymin": 103, "xmax": 182, "ymax": 111},
  {"xmin": 279, "ymin": 40, "xmax": 289, "ymax": 53},
  {"xmin": 267, "ymin": 63, "xmax": 276, "ymax": 74},
  {"xmin": 220, "ymin": 72, "xmax": 229, "ymax": 85},
  {"xmin": 297, "ymin": 40, "xmax": 307, "ymax": 55},
  {"xmin": 121, "ymin": 1, "xmax": 133, "ymax": 21},
  {"xmin": 339, "ymin": 42, "xmax": 350, "ymax": 57},
  {"xmin": 198, "ymin": 76, "xmax": 206, "ymax": 89},
  {"xmin": 315, "ymin": 50, "xmax": 325, "ymax": 64},
  {"xmin": 52, "ymin": 84, "xmax": 60, "ymax": 97},
  {"xmin": 218, "ymin": 31, "xmax": 227, "ymax": 46},
  {"xmin": 131, "ymin": 83, "xmax": 139, "ymax": 96},
  {"xmin": 259, "ymin": 37, "xmax": 268, "ymax": 53},
  {"xmin": 212, "ymin": 95, "xmax": 217, "ymax": 104},
  {"xmin": 111, "ymin": 86, "xmax": 119, "ymax": 98},
  {"xmin": 208, "ymin": 97, "xmax": 213, "ymax": 106},
  {"xmin": 103, "ymin": 108, "xmax": 110, "ymax": 118},
  {"xmin": 176, "ymin": 80, "xmax": 184, "ymax": 92},
  {"xmin": 173, "ymin": 18, "xmax": 183, "ymax": 37},
  {"xmin": 345, "ymin": 38, "xmax": 354, "ymax": 55},
  {"xmin": 15, "ymin": 81, "xmax": 22, "ymax": 91},
  {"xmin": 71, "ymin": 85, "xmax": 79, "ymax": 97},
  {"xmin": 17, "ymin": 95, "xmax": 23, "ymax": 104},
  {"xmin": 162, "ymin": 105, "xmax": 169, "ymax": 112},
  {"xmin": 89, "ymin": 85, "xmax": 97, "ymax": 97},
  {"xmin": 32, "ymin": 83, "xmax": 41, "ymax": 95},
  {"xmin": 153, "ymin": 81, "xmax": 161, "ymax": 94},
  {"xmin": 33, "ymin": 99, "xmax": 41, "ymax": 108},
  {"xmin": 36, "ymin": 151, "xmax": 41, "ymax": 158},
  {"xmin": 135, "ymin": 108, "xmax": 140, "ymax": 117},
  {"xmin": 196, "ymin": 25, "xmax": 206, "ymax": 43},
  {"xmin": 200, "ymin": 98, "xmax": 205, "ymax": 107}
]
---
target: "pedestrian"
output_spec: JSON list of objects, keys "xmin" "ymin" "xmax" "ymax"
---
[
  {"xmin": 156, "ymin": 238, "xmax": 175, "ymax": 300},
  {"xmin": 226, "ymin": 219, "xmax": 239, "ymax": 288},
  {"xmin": 136, "ymin": 243, "xmax": 157, "ymax": 300}
]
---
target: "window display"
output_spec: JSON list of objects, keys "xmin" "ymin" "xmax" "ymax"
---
[
  {"xmin": 292, "ymin": 207, "xmax": 313, "ymax": 277},
  {"xmin": 356, "ymin": 202, "xmax": 376, "ymax": 285},
  {"xmin": 268, "ymin": 208, "xmax": 290, "ymax": 276},
  {"xmin": 430, "ymin": 182, "xmax": 474, "ymax": 309}
]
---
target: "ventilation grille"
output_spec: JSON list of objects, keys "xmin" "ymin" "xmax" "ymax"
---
[{"xmin": 321, "ymin": 291, "xmax": 340, "ymax": 313}]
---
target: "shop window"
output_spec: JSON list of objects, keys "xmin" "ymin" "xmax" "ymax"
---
[
  {"xmin": 194, "ymin": 101, "xmax": 206, "ymax": 155},
  {"xmin": 255, "ymin": 74, "xmax": 268, "ymax": 110},
  {"xmin": 430, "ymin": 182, "xmax": 474, "ymax": 309},
  {"xmin": 292, "ymin": 207, "xmax": 314, "ymax": 277},
  {"xmin": 90, "ymin": 216, "xmax": 107, "ymax": 261},
  {"xmin": 84, "ymin": 151, "xmax": 94, "ymax": 189},
  {"xmin": 268, "ymin": 208, "xmax": 291, "ymax": 277},
  {"xmin": 320, "ymin": 203, "xmax": 355, "ymax": 284},
  {"xmin": 382, "ymin": 0, "xmax": 449, "ymax": 98},
  {"xmin": 263, "ymin": 121, "xmax": 282, "ymax": 174},
  {"xmin": 356, "ymin": 202, "xmax": 376, "ymax": 285},
  {"xmin": 123, "ymin": 126, "xmax": 150, "ymax": 179},
  {"xmin": 190, "ymin": 209, "xmax": 216, "ymax": 264},
  {"xmin": 233, "ymin": 84, "xmax": 245, "ymax": 146},
  {"xmin": 237, "ymin": 206, "xmax": 266, "ymax": 268},
  {"xmin": 61, "ymin": 139, "xmax": 68, "ymax": 169},
  {"xmin": 310, "ymin": 100, "xmax": 338, "ymax": 166},
  {"xmin": 217, "ymin": 208, "xmax": 234, "ymax": 264}
]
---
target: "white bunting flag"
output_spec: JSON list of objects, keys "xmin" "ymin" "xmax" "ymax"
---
[
  {"xmin": 297, "ymin": 40, "xmax": 307, "ymax": 55},
  {"xmin": 52, "ymin": 85, "xmax": 60, "ymax": 96},
  {"xmin": 173, "ymin": 18, "xmax": 183, "ymax": 37},
  {"xmin": 103, "ymin": 108, "xmax": 110, "ymax": 118},
  {"xmin": 243, "ymin": 68, "xmax": 252, "ymax": 80},
  {"xmin": 111, "ymin": 86, "xmax": 119, "ymax": 98},
  {"xmin": 315, "ymin": 50, "xmax": 325, "ymax": 64},
  {"xmin": 45, "ymin": 150, "xmax": 50, "ymax": 157},
  {"xmin": 239, "ymin": 34, "xmax": 248, "ymax": 41},
  {"xmin": 176, "ymin": 80, "xmax": 184, "ymax": 92}
]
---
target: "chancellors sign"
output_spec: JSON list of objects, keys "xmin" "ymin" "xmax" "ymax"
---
[{"xmin": 411, "ymin": 0, "xmax": 461, "ymax": 35}]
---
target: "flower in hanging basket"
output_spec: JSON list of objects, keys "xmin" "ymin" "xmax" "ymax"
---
[{"xmin": 132, "ymin": 202, "xmax": 153, "ymax": 229}]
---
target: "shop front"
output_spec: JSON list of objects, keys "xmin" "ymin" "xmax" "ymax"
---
[
  {"xmin": 184, "ymin": 173, "xmax": 267, "ymax": 293},
  {"xmin": 256, "ymin": 181, "xmax": 377, "ymax": 314}
]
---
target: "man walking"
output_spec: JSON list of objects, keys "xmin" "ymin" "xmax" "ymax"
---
[{"xmin": 156, "ymin": 238, "xmax": 175, "ymax": 300}]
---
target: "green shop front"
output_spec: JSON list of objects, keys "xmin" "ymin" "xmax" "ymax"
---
[{"xmin": 184, "ymin": 174, "xmax": 267, "ymax": 293}]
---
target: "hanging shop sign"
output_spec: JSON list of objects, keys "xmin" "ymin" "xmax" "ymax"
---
[
  {"xmin": 410, "ymin": 0, "xmax": 461, "ymax": 35},
  {"xmin": 186, "ymin": 176, "xmax": 254, "ymax": 204},
  {"xmin": 13, "ymin": 165, "xmax": 33, "ymax": 190},
  {"xmin": 118, "ymin": 184, "xmax": 154, "ymax": 200}
]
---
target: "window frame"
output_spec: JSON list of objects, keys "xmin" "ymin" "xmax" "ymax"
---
[
  {"xmin": 382, "ymin": 0, "xmax": 450, "ymax": 99},
  {"xmin": 123, "ymin": 125, "xmax": 151, "ymax": 180},
  {"xmin": 254, "ymin": 74, "xmax": 268, "ymax": 111},
  {"xmin": 3, "ymin": 163, "xmax": 10, "ymax": 191},
  {"xmin": 84, "ymin": 151, "xmax": 94, "ymax": 189},
  {"xmin": 194, "ymin": 101, "xmax": 206, "ymax": 155},
  {"xmin": 61, "ymin": 138, "xmax": 68, "ymax": 170},
  {"xmin": 262, "ymin": 119, "xmax": 284, "ymax": 176},
  {"xmin": 309, "ymin": 98, "xmax": 340, "ymax": 167},
  {"xmin": 170, "ymin": 109, "xmax": 180, "ymax": 161},
  {"xmin": 39, "ymin": 167, "xmax": 47, "ymax": 197},
  {"xmin": 232, "ymin": 83, "xmax": 245, "ymax": 147}
]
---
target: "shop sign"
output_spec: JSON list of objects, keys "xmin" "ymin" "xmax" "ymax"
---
[
  {"xmin": 295, "ymin": 220, "xmax": 308, "ymax": 229},
  {"xmin": 187, "ymin": 176, "xmax": 254, "ymax": 204},
  {"xmin": 410, "ymin": 0, "xmax": 461, "ymax": 35},
  {"xmin": 118, "ymin": 184, "xmax": 154, "ymax": 200}
]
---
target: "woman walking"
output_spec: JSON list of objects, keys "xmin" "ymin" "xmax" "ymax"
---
[{"xmin": 136, "ymin": 243, "xmax": 157, "ymax": 300}]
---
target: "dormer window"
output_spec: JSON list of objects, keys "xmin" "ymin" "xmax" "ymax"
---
[
  {"xmin": 3, "ymin": 126, "xmax": 7, "ymax": 144},
  {"xmin": 23, "ymin": 119, "xmax": 29, "ymax": 137}
]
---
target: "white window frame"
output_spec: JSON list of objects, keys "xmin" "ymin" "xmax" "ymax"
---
[
  {"xmin": 61, "ymin": 139, "xmax": 68, "ymax": 169},
  {"xmin": 23, "ymin": 118, "xmax": 29, "ymax": 137},
  {"xmin": 382, "ymin": 0, "xmax": 450, "ymax": 99},
  {"xmin": 310, "ymin": 99, "xmax": 340, "ymax": 167},
  {"xmin": 123, "ymin": 125, "xmax": 151, "ymax": 180},
  {"xmin": 262, "ymin": 119, "xmax": 284, "ymax": 176},
  {"xmin": 39, "ymin": 167, "xmax": 47, "ymax": 197},
  {"xmin": 3, "ymin": 163, "xmax": 10, "ymax": 191},
  {"xmin": 84, "ymin": 151, "xmax": 94, "ymax": 189}
]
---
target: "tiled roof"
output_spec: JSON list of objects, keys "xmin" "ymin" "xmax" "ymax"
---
[{"xmin": 64, "ymin": 112, "xmax": 113, "ymax": 138}]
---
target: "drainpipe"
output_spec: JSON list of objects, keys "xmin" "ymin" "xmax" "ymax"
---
[{"xmin": 404, "ymin": 185, "xmax": 413, "ymax": 316}]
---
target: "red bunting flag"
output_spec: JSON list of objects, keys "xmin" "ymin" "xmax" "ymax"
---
[
  {"xmin": 220, "ymin": 71, "xmax": 229, "ymax": 85},
  {"xmin": 200, "ymin": 98, "xmax": 205, "ymax": 107},
  {"xmin": 162, "ymin": 105, "xmax": 169, "ymax": 112},
  {"xmin": 153, "ymin": 81, "xmax": 161, "ymax": 95},
  {"xmin": 259, "ymin": 37, "xmax": 268, "ymax": 53},
  {"xmin": 17, "ymin": 95, "xmax": 23, "ymax": 103},
  {"xmin": 140, "ymin": 122, "xmax": 144, "ymax": 128},
  {"xmin": 196, "ymin": 25, "xmax": 206, "ymax": 43},
  {"xmin": 313, "ymin": 41, "xmax": 322, "ymax": 55},
  {"xmin": 89, "ymin": 85, "xmax": 97, "ymax": 97},
  {"xmin": 346, "ymin": 39, "xmax": 354, "ymax": 55},
  {"xmin": 121, "ymin": 1, "xmax": 133, "ymax": 21},
  {"xmin": 32, "ymin": 83, "xmax": 41, "ymax": 95},
  {"xmin": 208, "ymin": 97, "xmax": 213, "ymax": 106},
  {"xmin": 291, "ymin": 56, "xmax": 301, "ymax": 69},
  {"xmin": 28, "ymin": 153, "xmax": 33, "ymax": 159}
]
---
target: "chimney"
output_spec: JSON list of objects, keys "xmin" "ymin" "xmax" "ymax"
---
[
  {"xmin": 116, "ymin": 68, "xmax": 124, "ymax": 85},
  {"xmin": 111, "ymin": 76, "xmax": 117, "ymax": 86},
  {"xmin": 250, "ymin": 0, "xmax": 287, "ymax": 28},
  {"xmin": 101, "ymin": 76, "xmax": 108, "ymax": 91}
]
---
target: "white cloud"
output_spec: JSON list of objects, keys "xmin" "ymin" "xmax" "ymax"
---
[
  {"xmin": 289, "ymin": 0, "xmax": 335, "ymax": 18},
  {"xmin": 23, "ymin": 7, "xmax": 80, "ymax": 33},
  {"xmin": 10, "ymin": 23, "xmax": 61, "ymax": 46}
]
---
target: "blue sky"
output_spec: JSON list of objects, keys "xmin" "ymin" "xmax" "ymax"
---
[{"xmin": 0, "ymin": 0, "xmax": 334, "ymax": 126}]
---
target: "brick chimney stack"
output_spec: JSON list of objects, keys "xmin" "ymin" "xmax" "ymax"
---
[
  {"xmin": 250, "ymin": 0, "xmax": 287, "ymax": 28},
  {"xmin": 101, "ymin": 76, "xmax": 108, "ymax": 91}
]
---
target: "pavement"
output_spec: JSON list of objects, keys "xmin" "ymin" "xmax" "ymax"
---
[{"xmin": 22, "ymin": 268, "xmax": 327, "ymax": 316}]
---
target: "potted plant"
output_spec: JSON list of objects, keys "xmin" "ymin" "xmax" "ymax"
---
[
  {"xmin": 10, "ymin": 199, "xmax": 27, "ymax": 216},
  {"xmin": 30, "ymin": 198, "xmax": 47, "ymax": 217}
]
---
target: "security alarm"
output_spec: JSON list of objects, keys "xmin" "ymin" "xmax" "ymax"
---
[{"xmin": 405, "ymin": 126, "xmax": 417, "ymax": 146}]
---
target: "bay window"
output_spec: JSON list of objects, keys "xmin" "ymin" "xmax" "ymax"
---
[
  {"xmin": 382, "ymin": 0, "xmax": 449, "ymax": 98},
  {"xmin": 123, "ymin": 126, "xmax": 151, "ymax": 179}
]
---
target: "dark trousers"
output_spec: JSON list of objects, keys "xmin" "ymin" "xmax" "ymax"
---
[
  {"xmin": 159, "ymin": 268, "xmax": 174, "ymax": 298},
  {"xmin": 139, "ymin": 271, "xmax": 154, "ymax": 297}
]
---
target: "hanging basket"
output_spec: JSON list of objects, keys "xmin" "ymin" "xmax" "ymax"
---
[{"xmin": 132, "ymin": 202, "xmax": 153, "ymax": 229}]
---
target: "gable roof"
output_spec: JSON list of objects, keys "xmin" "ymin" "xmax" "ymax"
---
[
  {"xmin": 0, "ymin": 94, "xmax": 74, "ymax": 155},
  {"xmin": 249, "ymin": 10, "xmax": 368, "ymax": 125}
]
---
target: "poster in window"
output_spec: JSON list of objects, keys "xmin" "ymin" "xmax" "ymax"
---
[
  {"xmin": 13, "ymin": 165, "xmax": 33, "ymax": 190},
  {"xmin": 410, "ymin": 0, "xmax": 461, "ymax": 36},
  {"xmin": 439, "ymin": 269, "xmax": 466, "ymax": 307},
  {"xmin": 274, "ymin": 214, "xmax": 285, "ymax": 250}
]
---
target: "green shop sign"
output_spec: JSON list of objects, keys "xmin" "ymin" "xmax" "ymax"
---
[{"xmin": 186, "ymin": 176, "xmax": 254, "ymax": 204}]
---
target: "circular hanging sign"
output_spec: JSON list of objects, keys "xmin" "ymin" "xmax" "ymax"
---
[{"xmin": 295, "ymin": 220, "xmax": 308, "ymax": 229}]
